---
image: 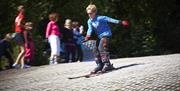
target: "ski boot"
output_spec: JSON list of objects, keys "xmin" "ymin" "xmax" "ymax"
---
[
  {"xmin": 90, "ymin": 58, "xmax": 104, "ymax": 74},
  {"xmin": 100, "ymin": 52, "xmax": 115, "ymax": 73}
]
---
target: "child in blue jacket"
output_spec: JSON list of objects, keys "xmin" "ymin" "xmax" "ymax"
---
[{"xmin": 84, "ymin": 4, "xmax": 128, "ymax": 73}]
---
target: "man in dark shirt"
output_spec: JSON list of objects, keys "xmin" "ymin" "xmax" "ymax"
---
[{"xmin": 0, "ymin": 33, "xmax": 14, "ymax": 69}]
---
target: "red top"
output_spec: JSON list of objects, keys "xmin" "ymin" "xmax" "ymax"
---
[
  {"xmin": 46, "ymin": 21, "xmax": 61, "ymax": 38},
  {"xmin": 15, "ymin": 12, "xmax": 24, "ymax": 33}
]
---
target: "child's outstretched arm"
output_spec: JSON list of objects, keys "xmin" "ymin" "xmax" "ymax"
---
[
  {"xmin": 84, "ymin": 20, "xmax": 93, "ymax": 42},
  {"xmin": 103, "ymin": 16, "xmax": 129, "ymax": 27}
]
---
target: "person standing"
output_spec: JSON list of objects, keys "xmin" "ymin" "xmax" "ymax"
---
[
  {"xmin": 12, "ymin": 5, "xmax": 26, "ymax": 69},
  {"xmin": 72, "ymin": 20, "xmax": 84, "ymax": 62},
  {"xmin": 24, "ymin": 22, "xmax": 34, "ymax": 66},
  {"xmin": 46, "ymin": 13, "xmax": 61, "ymax": 64},
  {"xmin": 84, "ymin": 4, "xmax": 128, "ymax": 73},
  {"xmin": 61, "ymin": 19, "xmax": 76, "ymax": 62}
]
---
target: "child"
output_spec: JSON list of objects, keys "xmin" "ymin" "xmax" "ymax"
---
[
  {"xmin": 46, "ymin": 13, "xmax": 61, "ymax": 64},
  {"xmin": 61, "ymin": 19, "xmax": 76, "ymax": 62},
  {"xmin": 0, "ymin": 33, "xmax": 14, "ymax": 69},
  {"xmin": 72, "ymin": 20, "xmax": 84, "ymax": 62},
  {"xmin": 24, "ymin": 22, "xmax": 34, "ymax": 66},
  {"xmin": 84, "ymin": 4, "xmax": 128, "ymax": 73}
]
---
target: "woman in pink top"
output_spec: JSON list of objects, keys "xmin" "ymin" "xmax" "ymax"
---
[{"xmin": 46, "ymin": 13, "xmax": 61, "ymax": 64}]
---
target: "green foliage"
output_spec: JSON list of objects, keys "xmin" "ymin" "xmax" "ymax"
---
[
  {"xmin": 0, "ymin": 0, "xmax": 180, "ymax": 68},
  {"xmin": 0, "ymin": 57, "xmax": 9, "ymax": 70}
]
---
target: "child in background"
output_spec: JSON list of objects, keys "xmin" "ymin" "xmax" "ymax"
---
[
  {"xmin": 24, "ymin": 22, "xmax": 34, "ymax": 66},
  {"xmin": 72, "ymin": 20, "xmax": 84, "ymax": 62},
  {"xmin": 46, "ymin": 13, "xmax": 61, "ymax": 64},
  {"xmin": 61, "ymin": 19, "xmax": 76, "ymax": 62}
]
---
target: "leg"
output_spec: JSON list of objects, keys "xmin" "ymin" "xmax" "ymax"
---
[
  {"xmin": 75, "ymin": 44, "xmax": 79, "ymax": 62},
  {"xmin": 50, "ymin": 54, "xmax": 60, "ymax": 65},
  {"xmin": 20, "ymin": 55, "xmax": 25, "ymax": 69},
  {"xmin": 71, "ymin": 47, "xmax": 76, "ymax": 62},
  {"xmin": 77, "ymin": 45, "xmax": 83, "ymax": 62},
  {"xmin": 74, "ymin": 44, "xmax": 78, "ymax": 62},
  {"xmin": 91, "ymin": 39, "xmax": 104, "ymax": 73},
  {"xmin": 49, "ymin": 54, "xmax": 54, "ymax": 65},
  {"xmin": 54, "ymin": 37, "xmax": 61, "ymax": 64},
  {"xmin": 53, "ymin": 55, "xmax": 60, "ymax": 64},
  {"xmin": 49, "ymin": 35, "xmax": 60, "ymax": 64},
  {"xmin": 13, "ymin": 45, "xmax": 25, "ymax": 68},
  {"xmin": 98, "ymin": 37, "xmax": 114, "ymax": 72},
  {"xmin": 65, "ymin": 46, "xmax": 70, "ymax": 63}
]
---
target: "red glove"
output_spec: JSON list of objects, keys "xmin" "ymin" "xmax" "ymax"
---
[{"xmin": 121, "ymin": 20, "xmax": 129, "ymax": 27}]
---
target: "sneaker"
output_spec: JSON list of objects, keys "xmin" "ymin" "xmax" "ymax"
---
[
  {"xmin": 53, "ymin": 61, "xmax": 58, "ymax": 64},
  {"xmin": 23, "ymin": 64, "xmax": 31, "ymax": 68},
  {"xmin": 12, "ymin": 64, "xmax": 20, "ymax": 69}
]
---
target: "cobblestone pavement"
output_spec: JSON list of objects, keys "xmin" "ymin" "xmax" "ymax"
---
[{"xmin": 0, "ymin": 54, "xmax": 180, "ymax": 91}]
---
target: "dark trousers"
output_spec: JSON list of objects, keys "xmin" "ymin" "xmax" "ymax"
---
[
  {"xmin": 65, "ymin": 46, "xmax": 76, "ymax": 62},
  {"xmin": 91, "ymin": 37, "xmax": 111, "ymax": 72},
  {"xmin": 75, "ymin": 44, "xmax": 83, "ymax": 62}
]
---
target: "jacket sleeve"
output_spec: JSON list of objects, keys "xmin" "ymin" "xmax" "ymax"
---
[
  {"xmin": 103, "ymin": 16, "xmax": 121, "ymax": 24},
  {"xmin": 86, "ymin": 20, "xmax": 93, "ymax": 38}
]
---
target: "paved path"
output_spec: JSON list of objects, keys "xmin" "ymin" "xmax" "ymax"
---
[{"xmin": 0, "ymin": 54, "xmax": 180, "ymax": 91}]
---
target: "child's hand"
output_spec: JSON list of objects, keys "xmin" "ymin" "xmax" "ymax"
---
[
  {"xmin": 121, "ymin": 20, "xmax": 129, "ymax": 27},
  {"xmin": 25, "ymin": 43, "xmax": 29, "ymax": 48}
]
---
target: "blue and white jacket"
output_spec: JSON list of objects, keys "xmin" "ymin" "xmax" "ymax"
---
[{"xmin": 86, "ymin": 15, "xmax": 121, "ymax": 39}]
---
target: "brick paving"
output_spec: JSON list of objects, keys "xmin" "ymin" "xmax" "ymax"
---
[{"xmin": 0, "ymin": 54, "xmax": 180, "ymax": 91}]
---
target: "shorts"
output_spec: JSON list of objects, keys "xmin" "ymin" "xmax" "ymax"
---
[{"xmin": 12, "ymin": 32, "xmax": 24, "ymax": 45}]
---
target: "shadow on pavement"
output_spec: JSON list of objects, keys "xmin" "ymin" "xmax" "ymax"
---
[
  {"xmin": 114, "ymin": 63, "xmax": 144, "ymax": 70},
  {"xmin": 68, "ymin": 63, "xmax": 144, "ymax": 79}
]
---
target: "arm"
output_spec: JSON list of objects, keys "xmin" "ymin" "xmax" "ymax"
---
[
  {"xmin": 79, "ymin": 25, "xmax": 84, "ymax": 34},
  {"xmin": 24, "ymin": 30, "xmax": 29, "ymax": 48},
  {"xmin": 85, "ymin": 20, "xmax": 93, "ymax": 39},
  {"xmin": 103, "ymin": 16, "xmax": 128, "ymax": 27},
  {"xmin": 46, "ymin": 22, "xmax": 52, "ymax": 39},
  {"xmin": 83, "ymin": 20, "xmax": 93, "ymax": 42},
  {"xmin": 103, "ymin": 16, "xmax": 120, "ymax": 24}
]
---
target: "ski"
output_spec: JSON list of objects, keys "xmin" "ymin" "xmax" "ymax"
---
[{"xmin": 68, "ymin": 71, "xmax": 103, "ymax": 79}]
